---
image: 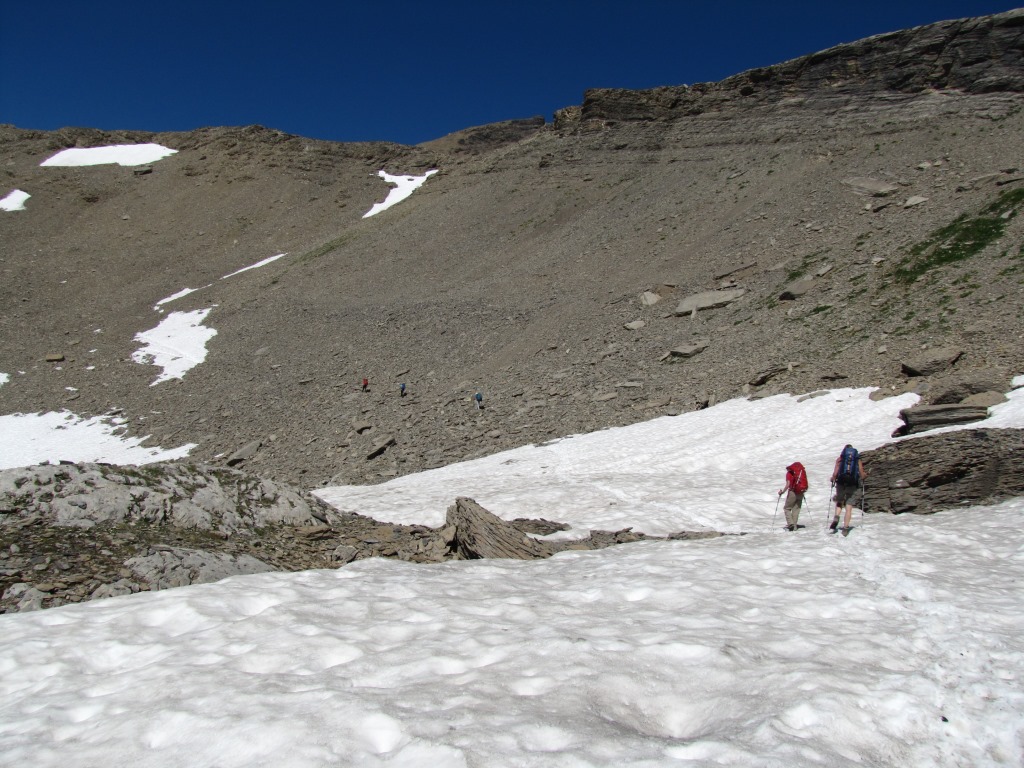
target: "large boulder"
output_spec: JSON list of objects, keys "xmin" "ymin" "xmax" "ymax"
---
[
  {"xmin": 445, "ymin": 497, "xmax": 554, "ymax": 560},
  {"xmin": 863, "ymin": 428, "xmax": 1024, "ymax": 515},
  {"xmin": 0, "ymin": 462, "xmax": 338, "ymax": 534},
  {"xmin": 901, "ymin": 347, "xmax": 963, "ymax": 377}
]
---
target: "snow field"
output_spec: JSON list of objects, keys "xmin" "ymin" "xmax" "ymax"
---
[
  {"xmin": 0, "ymin": 502, "xmax": 1021, "ymax": 767},
  {"xmin": 317, "ymin": 388, "xmax": 923, "ymax": 534}
]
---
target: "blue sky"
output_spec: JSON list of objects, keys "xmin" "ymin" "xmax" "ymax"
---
[{"xmin": 1, "ymin": 1, "xmax": 1021, "ymax": 146}]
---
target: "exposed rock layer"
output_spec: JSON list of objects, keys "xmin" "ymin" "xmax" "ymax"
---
[{"xmin": 863, "ymin": 428, "xmax": 1024, "ymax": 514}]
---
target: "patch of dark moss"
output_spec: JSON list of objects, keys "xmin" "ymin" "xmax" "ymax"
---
[{"xmin": 893, "ymin": 187, "xmax": 1024, "ymax": 283}]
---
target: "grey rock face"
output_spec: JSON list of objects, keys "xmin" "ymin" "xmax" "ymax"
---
[
  {"xmin": 126, "ymin": 546, "xmax": 276, "ymax": 590},
  {"xmin": 579, "ymin": 10, "xmax": 1024, "ymax": 122},
  {"xmin": 0, "ymin": 462, "xmax": 338, "ymax": 533},
  {"xmin": 864, "ymin": 428, "xmax": 1024, "ymax": 514},
  {"xmin": 445, "ymin": 497, "xmax": 556, "ymax": 560}
]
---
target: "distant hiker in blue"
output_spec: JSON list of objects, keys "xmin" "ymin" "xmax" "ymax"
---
[
  {"xmin": 399, "ymin": 382, "xmax": 406, "ymax": 397},
  {"xmin": 474, "ymin": 392, "xmax": 483, "ymax": 410},
  {"xmin": 830, "ymin": 444, "xmax": 866, "ymax": 533}
]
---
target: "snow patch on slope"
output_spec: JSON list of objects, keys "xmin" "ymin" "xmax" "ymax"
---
[
  {"xmin": 41, "ymin": 144, "xmax": 178, "ymax": 167},
  {"xmin": 363, "ymin": 170, "xmax": 438, "ymax": 218},
  {"xmin": 132, "ymin": 308, "xmax": 218, "ymax": 385}
]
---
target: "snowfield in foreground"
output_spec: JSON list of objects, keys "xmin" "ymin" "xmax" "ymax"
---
[{"xmin": 1, "ymin": 385, "xmax": 1023, "ymax": 766}]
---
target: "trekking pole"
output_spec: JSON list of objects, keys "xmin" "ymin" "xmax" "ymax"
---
[
  {"xmin": 860, "ymin": 481, "xmax": 867, "ymax": 526},
  {"xmin": 771, "ymin": 493, "xmax": 781, "ymax": 532},
  {"xmin": 826, "ymin": 482, "xmax": 835, "ymax": 528}
]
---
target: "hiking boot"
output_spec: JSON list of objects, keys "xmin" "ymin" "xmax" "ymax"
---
[
  {"xmin": 785, "ymin": 524, "xmax": 796, "ymax": 531},
  {"xmin": 829, "ymin": 520, "xmax": 839, "ymax": 531}
]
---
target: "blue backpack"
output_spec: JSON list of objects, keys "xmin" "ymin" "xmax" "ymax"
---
[{"xmin": 837, "ymin": 446, "xmax": 860, "ymax": 483}]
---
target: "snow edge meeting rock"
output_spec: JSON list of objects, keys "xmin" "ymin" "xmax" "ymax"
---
[{"xmin": 2, "ymin": 424, "xmax": 1021, "ymax": 613}]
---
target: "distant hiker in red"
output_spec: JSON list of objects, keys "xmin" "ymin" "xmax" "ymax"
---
[
  {"xmin": 361, "ymin": 378, "xmax": 369, "ymax": 392},
  {"xmin": 830, "ymin": 444, "xmax": 866, "ymax": 534},
  {"xmin": 778, "ymin": 461, "xmax": 808, "ymax": 531}
]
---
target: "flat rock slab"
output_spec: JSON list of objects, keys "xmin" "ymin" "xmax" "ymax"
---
[
  {"xmin": 930, "ymin": 371, "xmax": 1008, "ymax": 404},
  {"xmin": 674, "ymin": 288, "xmax": 746, "ymax": 315},
  {"xmin": 895, "ymin": 403, "xmax": 990, "ymax": 435},
  {"xmin": 366, "ymin": 436, "xmax": 397, "ymax": 460},
  {"xmin": 842, "ymin": 177, "xmax": 900, "ymax": 196},
  {"xmin": 226, "ymin": 440, "xmax": 262, "ymax": 466},
  {"xmin": 0, "ymin": 462, "xmax": 336, "ymax": 532},
  {"xmin": 663, "ymin": 340, "xmax": 709, "ymax": 360}
]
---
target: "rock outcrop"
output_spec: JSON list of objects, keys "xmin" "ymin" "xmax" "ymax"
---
[
  {"xmin": 575, "ymin": 10, "xmax": 1024, "ymax": 124},
  {"xmin": 445, "ymin": 497, "xmax": 555, "ymax": 560},
  {"xmin": 0, "ymin": 464, "xmax": 723, "ymax": 613},
  {"xmin": 0, "ymin": 462, "xmax": 336, "ymax": 533},
  {"xmin": 863, "ymin": 428, "xmax": 1024, "ymax": 514}
]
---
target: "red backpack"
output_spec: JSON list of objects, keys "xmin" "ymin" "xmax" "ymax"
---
[{"xmin": 787, "ymin": 462, "xmax": 809, "ymax": 494}]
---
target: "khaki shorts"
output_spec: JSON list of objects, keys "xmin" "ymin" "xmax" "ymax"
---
[{"xmin": 835, "ymin": 481, "xmax": 860, "ymax": 506}]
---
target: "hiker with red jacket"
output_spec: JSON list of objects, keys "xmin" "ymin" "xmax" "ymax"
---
[{"xmin": 778, "ymin": 461, "xmax": 809, "ymax": 531}]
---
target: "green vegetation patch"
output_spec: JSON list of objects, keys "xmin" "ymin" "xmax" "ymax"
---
[{"xmin": 893, "ymin": 187, "xmax": 1024, "ymax": 283}]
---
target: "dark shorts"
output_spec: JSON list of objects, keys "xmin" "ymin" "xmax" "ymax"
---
[{"xmin": 835, "ymin": 481, "xmax": 860, "ymax": 505}]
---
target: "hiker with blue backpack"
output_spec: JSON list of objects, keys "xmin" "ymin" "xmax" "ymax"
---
[{"xmin": 830, "ymin": 444, "xmax": 866, "ymax": 534}]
